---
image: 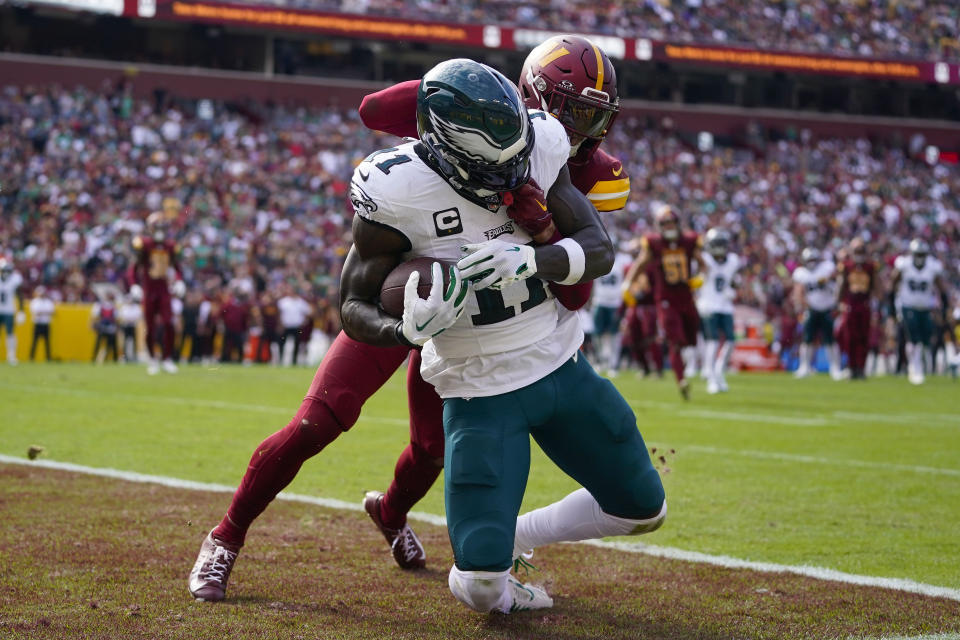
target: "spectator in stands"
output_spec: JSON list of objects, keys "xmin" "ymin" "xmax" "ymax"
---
[
  {"xmin": 277, "ymin": 285, "xmax": 312, "ymax": 366},
  {"xmin": 256, "ymin": 291, "xmax": 280, "ymax": 364},
  {"xmin": 91, "ymin": 292, "xmax": 120, "ymax": 363},
  {"xmin": 118, "ymin": 292, "xmax": 143, "ymax": 363},
  {"xmin": 219, "ymin": 289, "xmax": 251, "ymax": 364},
  {"xmin": 28, "ymin": 286, "xmax": 55, "ymax": 361}
]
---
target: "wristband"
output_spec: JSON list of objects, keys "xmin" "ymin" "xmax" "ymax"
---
[
  {"xmin": 555, "ymin": 238, "xmax": 585, "ymax": 286},
  {"xmin": 395, "ymin": 320, "xmax": 419, "ymax": 349}
]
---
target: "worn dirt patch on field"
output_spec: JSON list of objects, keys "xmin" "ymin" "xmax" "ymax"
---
[{"xmin": 1, "ymin": 464, "xmax": 958, "ymax": 640}]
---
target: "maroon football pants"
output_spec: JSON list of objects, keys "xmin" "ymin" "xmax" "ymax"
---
[
  {"xmin": 843, "ymin": 304, "xmax": 871, "ymax": 373},
  {"xmin": 143, "ymin": 285, "xmax": 174, "ymax": 360},
  {"xmin": 213, "ymin": 332, "xmax": 444, "ymax": 548},
  {"xmin": 658, "ymin": 296, "xmax": 700, "ymax": 383}
]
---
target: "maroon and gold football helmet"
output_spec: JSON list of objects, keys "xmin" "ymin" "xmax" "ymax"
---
[{"xmin": 518, "ymin": 35, "xmax": 619, "ymax": 165}]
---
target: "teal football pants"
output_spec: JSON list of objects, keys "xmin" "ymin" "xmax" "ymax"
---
[{"xmin": 442, "ymin": 353, "xmax": 664, "ymax": 571}]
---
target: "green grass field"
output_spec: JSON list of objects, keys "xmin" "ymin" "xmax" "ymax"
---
[{"xmin": 2, "ymin": 361, "xmax": 958, "ymax": 594}]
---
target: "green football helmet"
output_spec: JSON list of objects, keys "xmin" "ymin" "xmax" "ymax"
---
[
  {"xmin": 909, "ymin": 238, "xmax": 929, "ymax": 268},
  {"xmin": 417, "ymin": 58, "xmax": 534, "ymax": 209},
  {"xmin": 704, "ymin": 228, "xmax": 730, "ymax": 260}
]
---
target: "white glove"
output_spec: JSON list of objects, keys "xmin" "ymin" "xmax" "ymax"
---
[
  {"xmin": 15, "ymin": 311, "xmax": 26, "ymax": 325},
  {"xmin": 172, "ymin": 280, "xmax": 186, "ymax": 298},
  {"xmin": 399, "ymin": 262, "xmax": 469, "ymax": 346},
  {"xmin": 457, "ymin": 239, "xmax": 537, "ymax": 291}
]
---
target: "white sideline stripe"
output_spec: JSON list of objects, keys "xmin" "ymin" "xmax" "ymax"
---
[
  {"xmin": 3, "ymin": 454, "xmax": 958, "ymax": 603},
  {"xmin": 682, "ymin": 444, "xmax": 960, "ymax": 477},
  {"xmin": 628, "ymin": 399, "xmax": 828, "ymax": 426},
  {"xmin": 579, "ymin": 539, "xmax": 960, "ymax": 603},
  {"xmin": 833, "ymin": 411, "xmax": 960, "ymax": 427}
]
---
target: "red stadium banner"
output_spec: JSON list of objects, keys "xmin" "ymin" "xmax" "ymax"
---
[{"xmin": 147, "ymin": 0, "xmax": 491, "ymax": 47}]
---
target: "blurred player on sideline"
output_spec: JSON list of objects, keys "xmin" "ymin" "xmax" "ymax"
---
[
  {"xmin": 836, "ymin": 238, "xmax": 878, "ymax": 380},
  {"xmin": 624, "ymin": 205, "xmax": 704, "ymax": 400},
  {"xmin": 791, "ymin": 247, "xmax": 841, "ymax": 379},
  {"xmin": 697, "ymin": 228, "xmax": 741, "ymax": 394},
  {"xmin": 591, "ymin": 247, "xmax": 633, "ymax": 376},
  {"xmin": 890, "ymin": 239, "xmax": 949, "ymax": 385},
  {"xmin": 0, "ymin": 258, "xmax": 24, "ymax": 364},
  {"xmin": 129, "ymin": 212, "xmax": 185, "ymax": 374},
  {"xmin": 188, "ymin": 37, "xmax": 631, "ymax": 602}
]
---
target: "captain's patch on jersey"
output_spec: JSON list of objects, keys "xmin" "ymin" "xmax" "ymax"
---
[{"xmin": 433, "ymin": 208, "xmax": 463, "ymax": 237}]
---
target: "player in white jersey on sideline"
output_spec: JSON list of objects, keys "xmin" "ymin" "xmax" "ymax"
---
[
  {"xmin": 891, "ymin": 239, "xmax": 949, "ymax": 385},
  {"xmin": 791, "ymin": 248, "xmax": 841, "ymax": 379},
  {"xmin": 591, "ymin": 248, "xmax": 633, "ymax": 376},
  {"xmin": 697, "ymin": 229, "xmax": 741, "ymax": 394},
  {"xmin": 339, "ymin": 59, "xmax": 665, "ymax": 615},
  {"xmin": 0, "ymin": 258, "xmax": 25, "ymax": 365}
]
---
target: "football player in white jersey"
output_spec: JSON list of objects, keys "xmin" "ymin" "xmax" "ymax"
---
[
  {"xmin": 697, "ymin": 229, "xmax": 741, "ymax": 394},
  {"xmin": 340, "ymin": 59, "xmax": 665, "ymax": 615},
  {"xmin": 791, "ymin": 248, "xmax": 841, "ymax": 379},
  {"xmin": 891, "ymin": 239, "xmax": 948, "ymax": 385},
  {"xmin": 0, "ymin": 258, "xmax": 25, "ymax": 365},
  {"xmin": 591, "ymin": 248, "xmax": 633, "ymax": 376}
]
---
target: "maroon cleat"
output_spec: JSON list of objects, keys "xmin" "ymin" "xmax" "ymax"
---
[
  {"xmin": 188, "ymin": 530, "xmax": 240, "ymax": 601},
  {"xmin": 363, "ymin": 490, "xmax": 426, "ymax": 569}
]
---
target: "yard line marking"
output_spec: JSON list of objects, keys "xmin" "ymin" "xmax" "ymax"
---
[
  {"xmin": 832, "ymin": 411, "xmax": 960, "ymax": 427},
  {"xmin": 2, "ymin": 454, "xmax": 958, "ymax": 602},
  {"xmin": 680, "ymin": 444, "xmax": 960, "ymax": 477},
  {"xmin": 627, "ymin": 399, "xmax": 828, "ymax": 426},
  {"xmin": 0, "ymin": 381, "xmax": 409, "ymax": 425}
]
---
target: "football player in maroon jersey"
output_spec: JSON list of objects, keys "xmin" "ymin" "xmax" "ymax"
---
[
  {"xmin": 129, "ymin": 212, "xmax": 184, "ymax": 375},
  {"xmin": 189, "ymin": 39, "xmax": 630, "ymax": 601},
  {"xmin": 624, "ymin": 205, "xmax": 705, "ymax": 399},
  {"xmin": 836, "ymin": 238, "xmax": 878, "ymax": 380},
  {"xmin": 623, "ymin": 261, "xmax": 663, "ymax": 377}
]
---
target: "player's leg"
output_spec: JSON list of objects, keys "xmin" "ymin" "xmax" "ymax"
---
[
  {"xmin": 191, "ymin": 333, "xmax": 409, "ymax": 601},
  {"xmin": 819, "ymin": 311, "xmax": 841, "ymax": 380},
  {"xmin": 716, "ymin": 313, "xmax": 735, "ymax": 391},
  {"xmin": 516, "ymin": 355, "xmax": 665, "ymax": 558},
  {"xmin": 365, "ymin": 349, "xmax": 443, "ymax": 569},
  {"xmin": 702, "ymin": 314, "xmax": 720, "ymax": 393},
  {"xmin": 659, "ymin": 303, "xmax": 687, "ymax": 388},
  {"xmin": 3, "ymin": 315, "xmax": 17, "ymax": 364},
  {"xmin": 443, "ymin": 391, "xmax": 549, "ymax": 613}
]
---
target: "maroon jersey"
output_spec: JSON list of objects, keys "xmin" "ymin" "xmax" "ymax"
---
[
  {"xmin": 839, "ymin": 260, "xmax": 875, "ymax": 306},
  {"xmin": 642, "ymin": 232, "xmax": 700, "ymax": 305},
  {"xmin": 132, "ymin": 236, "xmax": 179, "ymax": 289}
]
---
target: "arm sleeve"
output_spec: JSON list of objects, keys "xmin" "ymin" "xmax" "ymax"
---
[
  {"xmin": 358, "ymin": 80, "xmax": 421, "ymax": 138},
  {"xmin": 540, "ymin": 228, "xmax": 593, "ymax": 310}
]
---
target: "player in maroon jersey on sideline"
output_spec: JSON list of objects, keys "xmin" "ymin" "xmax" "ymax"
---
[
  {"xmin": 189, "ymin": 37, "xmax": 632, "ymax": 601},
  {"xmin": 836, "ymin": 238, "xmax": 878, "ymax": 380},
  {"xmin": 624, "ymin": 205, "xmax": 705, "ymax": 399},
  {"xmin": 623, "ymin": 261, "xmax": 663, "ymax": 377},
  {"xmin": 129, "ymin": 212, "xmax": 184, "ymax": 375}
]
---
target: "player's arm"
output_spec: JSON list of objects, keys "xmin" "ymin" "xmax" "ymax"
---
[
  {"xmin": 934, "ymin": 274, "xmax": 950, "ymax": 324},
  {"xmin": 887, "ymin": 268, "xmax": 902, "ymax": 316},
  {"xmin": 536, "ymin": 165, "xmax": 614, "ymax": 282},
  {"xmin": 358, "ymin": 79, "xmax": 420, "ymax": 138},
  {"xmin": 339, "ymin": 217, "xmax": 408, "ymax": 347},
  {"xmin": 623, "ymin": 240, "xmax": 652, "ymax": 293}
]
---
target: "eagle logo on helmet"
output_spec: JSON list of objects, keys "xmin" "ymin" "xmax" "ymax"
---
[{"xmin": 428, "ymin": 110, "xmax": 529, "ymax": 165}]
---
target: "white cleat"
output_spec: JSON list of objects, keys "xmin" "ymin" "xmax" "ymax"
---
[
  {"xmin": 908, "ymin": 367, "xmax": 925, "ymax": 386},
  {"xmin": 716, "ymin": 372, "xmax": 729, "ymax": 392},
  {"xmin": 829, "ymin": 368, "xmax": 845, "ymax": 381},
  {"xmin": 147, "ymin": 359, "xmax": 160, "ymax": 375},
  {"xmin": 500, "ymin": 575, "xmax": 553, "ymax": 613},
  {"xmin": 162, "ymin": 359, "xmax": 179, "ymax": 374},
  {"xmin": 706, "ymin": 378, "xmax": 720, "ymax": 395},
  {"xmin": 189, "ymin": 531, "xmax": 240, "ymax": 602},
  {"xmin": 794, "ymin": 367, "xmax": 809, "ymax": 379}
]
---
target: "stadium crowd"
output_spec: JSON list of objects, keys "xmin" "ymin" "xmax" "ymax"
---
[
  {"xmin": 0, "ymin": 82, "xmax": 957, "ymax": 361},
  {"xmin": 237, "ymin": 0, "xmax": 960, "ymax": 62}
]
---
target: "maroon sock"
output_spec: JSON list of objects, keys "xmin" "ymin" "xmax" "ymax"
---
[
  {"xmin": 162, "ymin": 322, "xmax": 175, "ymax": 360},
  {"xmin": 212, "ymin": 399, "xmax": 343, "ymax": 548},
  {"xmin": 669, "ymin": 345, "xmax": 685, "ymax": 383},
  {"xmin": 145, "ymin": 321, "xmax": 156, "ymax": 359},
  {"xmin": 650, "ymin": 343, "xmax": 664, "ymax": 373},
  {"xmin": 379, "ymin": 444, "xmax": 442, "ymax": 531}
]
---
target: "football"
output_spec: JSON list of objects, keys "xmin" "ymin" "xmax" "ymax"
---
[{"xmin": 379, "ymin": 257, "xmax": 454, "ymax": 318}]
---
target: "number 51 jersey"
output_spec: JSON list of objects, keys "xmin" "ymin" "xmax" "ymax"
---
[{"xmin": 350, "ymin": 111, "xmax": 581, "ymax": 399}]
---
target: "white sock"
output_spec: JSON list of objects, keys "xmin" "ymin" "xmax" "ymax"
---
[
  {"xmin": 828, "ymin": 344, "xmax": 841, "ymax": 373},
  {"xmin": 910, "ymin": 342, "xmax": 924, "ymax": 374},
  {"xmin": 448, "ymin": 565, "xmax": 510, "ymax": 613},
  {"xmin": 6, "ymin": 335, "xmax": 16, "ymax": 360},
  {"xmin": 865, "ymin": 352, "xmax": 876, "ymax": 376},
  {"xmin": 703, "ymin": 340, "xmax": 719, "ymax": 380},
  {"xmin": 514, "ymin": 488, "xmax": 666, "ymax": 557},
  {"xmin": 717, "ymin": 341, "xmax": 732, "ymax": 373},
  {"xmin": 607, "ymin": 333, "xmax": 621, "ymax": 371},
  {"xmin": 798, "ymin": 344, "xmax": 810, "ymax": 372}
]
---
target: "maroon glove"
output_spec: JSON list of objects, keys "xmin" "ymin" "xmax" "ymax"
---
[{"xmin": 503, "ymin": 179, "xmax": 553, "ymax": 237}]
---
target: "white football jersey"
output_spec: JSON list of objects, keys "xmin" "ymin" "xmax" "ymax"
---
[
  {"xmin": 895, "ymin": 255, "xmax": 942, "ymax": 310},
  {"xmin": 698, "ymin": 253, "xmax": 741, "ymax": 315},
  {"xmin": 0, "ymin": 271, "xmax": 23, "ymax": 315},
  {"xmin": 592, "ymin": 251, "xmax": 633, "ymax": 309},
  {"xmin": 351, "ymin": 110, "xmax": 579, "ymax": 398},
  {"xmin": 792, "ymin": 261, "xmax": 836, "ymax": 311}
]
